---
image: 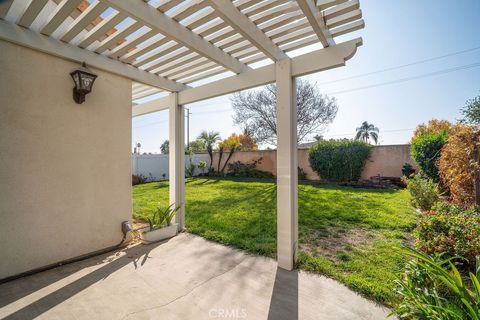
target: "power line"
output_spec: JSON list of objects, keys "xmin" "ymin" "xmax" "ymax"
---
[
  {"xmin": 133, "ymin": 54, "xmax": 480, "ymax": 129},
  {"xmin": 323, "ymin": 128, "xmax": 414, "ymax": 138},
  {"xmin": 326, "ymin": 62, "xmax": 480, "ymax": 96},
  {"xmin": 318, "ymin": 45, "xmax": 480, "ymax": 85}
]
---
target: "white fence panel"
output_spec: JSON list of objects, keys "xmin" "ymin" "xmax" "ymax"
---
[{"xmin": 132, "ymin": 153, "xmax": 210, "ymax": 181}]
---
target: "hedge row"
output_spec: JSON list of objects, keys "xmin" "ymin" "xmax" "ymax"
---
[{"xmin": 308, "ymin": 140, "xmax": 372, "ymax": 182}]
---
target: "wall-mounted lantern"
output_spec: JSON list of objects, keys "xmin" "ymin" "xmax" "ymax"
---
[{"xmin": 70, "ymin": 62, "xmax": 97, "ymax": 104}]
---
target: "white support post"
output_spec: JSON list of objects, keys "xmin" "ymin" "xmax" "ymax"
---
[
  {"xmin": 276, "ymin": 59, "xmax": 298, "ymax": 270},
  {"xmin": 169, "ymin": 92, "xmax": 185, "ymax": 231}
]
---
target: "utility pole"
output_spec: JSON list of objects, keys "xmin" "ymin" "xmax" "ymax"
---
[{"xmin": 185, "ymin": 108, "xmax": 192, "ymax": 151}]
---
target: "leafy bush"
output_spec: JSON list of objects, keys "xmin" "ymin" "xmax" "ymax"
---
[
  {"xmin": 197, "ymin": 160, "xmax": 207, "ymax": 175},
  {"xmin": 438, "ymin": 124, "xmax": 479, "ymax": 207},
  {"xmin": 226, "ymin": 158, "xmax": 275, "ymax": 179},
  {"xmin": 132, "ymin": 174, "xmax": 147, "ymax": 186},
  {"xmin": 308, "ymin": 139, "xmax": 372, "ymax": 182},
  {"xmin": 411, "ymin": 131, "xmax": 448, "ymax": 182},
  {"xmin": 227, "ymin": 159, "xmax": 257, "ymax": 174},
  {"xmin": 412, "ymin": 119, "xmax": 451, "ymax": 140},
  {"xmin": 185, "ymin": 162, "xmax": 196, "ymax": 177},
  {"xmin": 414, "ymin": 202, "xmax": 480, "ymax": 270},
  {"xmin": 402, "ymin": 163, "xmax": 415, "ymax": 177},
  {"xmin": 411, "ymin": 120, "xmax": 450, "ymax": 182},
  {"xmin": 404, "ymin": 174, "xmax": 440, "ymax": 211},
  {"xmin": 391, "ymin": 247, "xmax": 480, "ymax": 320}
]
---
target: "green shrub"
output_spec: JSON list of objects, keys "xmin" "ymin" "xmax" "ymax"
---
[
  {"xmin": 226, "ymin": 158, "xmax": 275, "ymax": 179},
  {"xmin": 186, "ymin": 162, "xmax": 196, "ymax": 177},
  {"xmin": 132, "ymin": 174, "xmax": 147, "ymax": 186},
  {"xmin": 308, "ymin": 139, "xmax": 372, "ymax": 182},
  {"xmin": 402, "ymin": 163, "xmax": 415, "ymax": 177},
  {"xmin": 411, "ymin": 131, "xmax": 448, "ymax": 182},
  {"xmin": 415, "ymin": 202, "xmax": 480, "ymax": 270},
  {"xmin": 391, "ymin": 247, "xmax": 480, "ymax": 320},
  {"xmin": 404, "ymin": 175, "xmax": 440, "ymax": 211}
]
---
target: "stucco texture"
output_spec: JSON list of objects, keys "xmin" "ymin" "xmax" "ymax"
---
[
  {"xmin": 211, "ymin": 144, "xmax": 414, "ymax": 181},
  {"xmin": 0, "ymin": 41, "xmax": 132, "ymax": 279}
]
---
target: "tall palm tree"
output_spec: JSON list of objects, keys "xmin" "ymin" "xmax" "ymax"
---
[
  {"xmin": 355, "ymin": 121, "xmax": 379, "ymax": 144},
  {"xmin": 197, "ymin": 131, "xmax": 221, "ymax": 171}
]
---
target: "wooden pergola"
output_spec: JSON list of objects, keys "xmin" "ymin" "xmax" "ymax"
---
[{"xmin": 0, "ymin": 0, "xmax": 364, "ymax": 270}]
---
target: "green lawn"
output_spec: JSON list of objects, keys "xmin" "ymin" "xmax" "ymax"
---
[{"xmin": 133, "ymin": 178, "xmax": 415, "ymax": 305}]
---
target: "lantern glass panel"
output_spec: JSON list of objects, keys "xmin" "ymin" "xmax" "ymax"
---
[
  {"xmin": 72, "ymin": 73, "xmax": 80, "ymax": 88},
  {"xmin": 81, "ymin": 74, "xmax": 95, "ymax": 92}
]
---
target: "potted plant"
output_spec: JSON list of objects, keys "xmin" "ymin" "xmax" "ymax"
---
[
  {"xmin": 139, "ymin": 203, "xmax": 181, "ymax": 243},
  {"xmin": 402, "ymin": 163, "xmax": 416, "ymax": 177}
]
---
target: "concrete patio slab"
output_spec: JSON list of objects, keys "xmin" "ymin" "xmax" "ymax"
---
[{"xmin": 0, "ymin": 233, "xmax": 389, "ymax": 320}]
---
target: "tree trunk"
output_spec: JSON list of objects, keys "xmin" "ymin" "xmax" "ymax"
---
[
  {"xmin": 221, "ymin": 150, "xmax": 235, "ymax": 173},
  {"xmin": 207, "ymin": 145, "xmax": 213, "ymax": 170},
  {"xmin": 217, "ymin": 147, "xmax": 224, "ymax": 172}
]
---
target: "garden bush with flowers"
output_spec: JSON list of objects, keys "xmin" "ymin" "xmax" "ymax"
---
[{"xmin": 391, "ymin": 95, "xmax": 480, "ymax": 319}]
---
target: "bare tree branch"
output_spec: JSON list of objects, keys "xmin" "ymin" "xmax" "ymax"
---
[{"xmin": 231, "ymin": 80, "xmax": 337, "ymax": 146}]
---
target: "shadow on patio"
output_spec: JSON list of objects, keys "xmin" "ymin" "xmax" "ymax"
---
[{"xmin": 0, "ymin": 233, "xmax": 388, "ymax": 320}]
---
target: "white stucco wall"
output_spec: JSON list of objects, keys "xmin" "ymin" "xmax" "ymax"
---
[{"xmin": 0, "ymin": 40, "xmax": 132, "ymax": 279}]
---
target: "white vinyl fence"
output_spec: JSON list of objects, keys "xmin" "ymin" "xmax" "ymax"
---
[{"xmin": 132, "ymin": 153, "xmax": 210, "ymax": 181}]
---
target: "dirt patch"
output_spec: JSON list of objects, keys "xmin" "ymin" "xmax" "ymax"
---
[{"xmin": 300, "ymin": 228, "xmax": 380, "ymax": 262}]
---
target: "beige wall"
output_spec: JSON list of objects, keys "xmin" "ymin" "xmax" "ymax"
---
[
  {"xmin": 0, "ymin": 41, "xmax": 132, "ymax": 279},
  {"xmin": 361, "ymin": 144, "xmax": 415, "ymax": 179},
  {"xmin": 212, "ymin": 144, "xmax": 414, "ymax": 180}
]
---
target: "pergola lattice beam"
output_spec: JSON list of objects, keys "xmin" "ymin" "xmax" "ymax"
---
[
  {"xmin": 133, "ymin": 37, "xmax": 362, "ymax": 116},
  {"xmin": 41, "ymin": 0, "xmax": 84, "ymax": 37},
  {"xmin": 205, "ymin": 0, "xmax": 288, "ymax": 61},
  {"xmin": 0, "ymin": 19, "xmax": 188, "ymax": 92},
  {"xmin": 297, "ymin": 0, "xmax": 334, "ymax": 47},
  {"xmin": 100, "ymin": 0, "xmax": 250, "ymax": 74},
  {"xmin": 17, "ymin": 0, "xmax": 49, "ymax": 28},
  {"xmin": 0, "ymin": 0, "xmax": 14, "ymax": 19}
]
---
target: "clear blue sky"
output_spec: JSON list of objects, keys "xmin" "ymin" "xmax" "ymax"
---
[{"xmin": 133, "ymin": 0, "xmax": 480, "ymax": 153}]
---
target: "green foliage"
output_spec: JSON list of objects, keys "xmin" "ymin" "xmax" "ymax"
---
[
  {"xmin": 226, "ymin": 158, "xmax": 275, "ymax": 179},
  {"xmin": 133, "ymin": 179, "xmax": 415, "ymax": 305},
  {"xmin": 160, "ymin": 140, "xmax": 169, "ymax": 154},
  {"xmin": 355, "ymin": 121, "xmax": 379, "ymax": 144},
  {"xmin": 197, "ymin": 131, "xmax": 221, "ymax": 171},
  {"xmin": 404, "ymin": 174, "xmax": 440, "ymax": 211},
  {"xmin": 197, "ymin": 160, "xmax": 207, "ymax": 174},
  {"xmin": 460, "ymin": 93, "xmax": 480, "ymax": 125},
  {"xmin": 402, "ymin": 163, "xmax": 415, "ymax": 177},
  {"xmin": 391, "ymin": 246, "xmax": 480, "ymax": 320},
  {"xmin": 145, "ymin": 203, "xmax": 180, "ymax": 231},
  {"xmin": 189, "ymin": 139, "xmax": 207, "ymax": 153},
  {"xmin": 414, "ymin": 202, "xmax": 480, "ymax": 271},
  {"xmin": 185, "ymin": 162, "xmax": 196, "ymax": 177},
  {"xmin": 308, "ymin": 139, "xmax": 372, "ymax": 182},
  {"xmin": 411, "ymin": 130, "xmax": 448, "ymax": 182},
  {"xmin": 132, "ymin": 174, "xmax": 147, "ymax": 186}
]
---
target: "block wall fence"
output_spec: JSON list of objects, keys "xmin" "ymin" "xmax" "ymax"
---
[{"xmin": 132, "ymin": 144, "xmax": 415, "ymax": 181}]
